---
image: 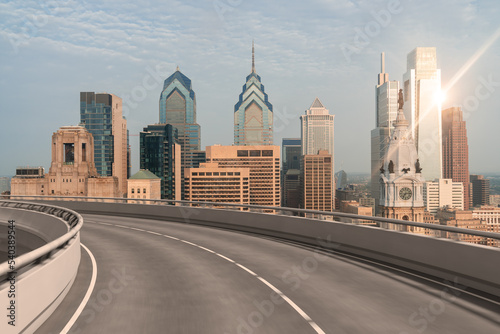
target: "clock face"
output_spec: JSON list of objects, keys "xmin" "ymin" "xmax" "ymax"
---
[{"xmin": 399, "ymin": 187, "xmax": 412, "ymax": 200}]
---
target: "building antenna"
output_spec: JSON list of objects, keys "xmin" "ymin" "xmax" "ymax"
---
[{"xmin": 252, "ymin": 40, "xmax": 255, "ymax": 73}]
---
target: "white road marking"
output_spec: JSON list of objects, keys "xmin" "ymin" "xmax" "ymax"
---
[
  {"xmin": 236, "ymin": 263, "xmax": 258, "ymax": 276},
  {"xmin": 87, "ymin": 220, "xmax": 326, "ymax": 333},
  {"xmin": 215, "ymin": 253, "xmax": 235, "ymax": 263},
  {"xmin": 60, "ymin": 243, "xmax": 97, "ymax": 334}
]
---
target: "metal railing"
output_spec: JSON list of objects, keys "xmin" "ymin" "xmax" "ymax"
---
[
  {"xmin": 0, "ymin": 200, "xmax": 83, "ymax": 277},
  {"xmin": 5, "ymin": 195, "xmax": 500, "ymax": 247}
]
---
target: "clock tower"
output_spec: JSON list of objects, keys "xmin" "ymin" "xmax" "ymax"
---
[{"xmin": 379, "ymin": 89, "xmax": 425, "ymax": 223}]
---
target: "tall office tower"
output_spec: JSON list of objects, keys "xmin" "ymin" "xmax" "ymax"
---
[
  {"xmin": 379, "ymin": 92, "xmax": 425, "ymax": 223},
  {"xmin": 205, "ymin": 145, "xmax": 280, "ymax": 207},
  {"xmin": 371, "ymin": 52, "xmax": 399, "ymax": 211},
  {"xmin": 423, "ymin": 179, "xmax": 464, "ymax": 215},
  {"xmin": 470, "ymin": 175, "xmax": 490, "ymax": 207},
  {"xmin": 282, "ymin": 138, "xmax": 301, "ymax": 172},
  {"xmin": 184, "ymin": 162, "xmax": 250, "ymax": 208},
  {"xmin": 301, "ymin": 150, "xmax": 334, "ymax": 212},
  {"xmin": 159, "ymin": 67, "xmax": 201, "ymax": 197},
  {"xmin": 234, "ymin": 42, "xmax": 273, "ymax": 146},
  {"xmin": 300, "ymin": 97, "xmax": 335, "ymax": 201},
  {"xmin": 335, "ymin": 170, "xmax": 348, "ymax": 190},
  {"xmin": 300, "ymin": 98, "xmax": 335, "ymax": 156},
  {"xmin": 80, "ymin": 92, "xmax": 128, "ymax": 197},
  {"xmin": 402, "ymin": 47, "xmax": 442, "ymax": 182},
  {"xmin": 442, "ymin": 107, "xmax": 470, "ymax": 210},
  {"xmin": 140, "ymin": 124, "xmax": 181, "ymax": 200},
  {"xmin": 282, "ymin": 138, "xmax": 301, "ymax": 207}
]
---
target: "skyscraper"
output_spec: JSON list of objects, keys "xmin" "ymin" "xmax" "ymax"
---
[
  {"xmin": 300, "ymin": 98, "xmax": 334, "ymax": 156},
  {"xmin": 301, "ymin": 150, "xmax": 334, "ymax": 212},
  {"xmin": 282, "ymin": 138, "xmax": 301, "ymax": 207},
  {"xmin": 234, "ymin": 42, "xmax": 273, "ymax": 146},
  {"xmin": 442, "ymin": 106, "xmax": 470, "ymax": 210},
  {"xmin": 371, "ymin": 53, "xmax": 399, "ymax": 211},
  {"xmin": 470, "ymin": 174, "xmax": 490, "ymax": 207},
  {"xmin": 80, "ymin": 92, "xmax": 128, "ymax": 196},
  {"xmin": 140, "ymin": 124, "xmax": 181, "ymax": 200},
  {"xmin": 403, "ymin": 47, "xmax": 443, "ymax": 181},
  {"xmin": 159, "ymin": 67, "xmax": 202, "ymax": 175}
]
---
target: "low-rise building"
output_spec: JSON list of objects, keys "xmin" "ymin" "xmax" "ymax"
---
[{"xmin": 127, "ymin": 170, "xmax": 161, "ymax": 202}]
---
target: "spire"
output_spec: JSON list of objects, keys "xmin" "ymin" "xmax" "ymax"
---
[
  {"xmin": 252, "ymin": 40, "xmax": 255, "ymax": 73},
  {"xmin": 378, "ymin": 52, "xmax": 389, "ymax": 85},
  {"xmin": 176, "ymin": 65, "xmax": 180, "ymax": 72}
]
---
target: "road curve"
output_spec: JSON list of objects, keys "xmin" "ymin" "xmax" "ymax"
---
[{"xmin": 37, "ymin": 214, "xmax": 500, "ymax": 334}]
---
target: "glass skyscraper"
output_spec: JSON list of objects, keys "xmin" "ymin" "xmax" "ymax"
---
[
  {"xmin": 282, "ymin": 138, "xmax": 301, "ymax": 207},
  {"xmin": 403, "ymin": 47, "xmax": 443, "ymax": 181},
  {"xmin": 159, "ymin": 67, "xmax": 203, "ymax": 198},
  {"xmin": 300, "ymin": 98, "xmax": 334, "ymax": 156},
  {"xmin": 234, "ymin": 43, "xmax": 273, "ymax": 146},
  {"xmin": 140, "ymin": 124, "xmax": 181, "ymax": 200},
  {"xmin": 80, "ymin": 92, "xmax": 128, "ymax": 196},
  {"xmin": 371, "ymin": 53, "xmax": 399, "ymax": 212}
]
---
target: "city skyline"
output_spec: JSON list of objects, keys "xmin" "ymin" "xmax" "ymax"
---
[{"xmin": 1, "ymin": 1, "xmax": 500, "ymax": 176}]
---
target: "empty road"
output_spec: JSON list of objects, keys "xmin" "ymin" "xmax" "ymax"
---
[{"xmin": 37, "ymin": 213, "xmax": 500, "ymax": 333}]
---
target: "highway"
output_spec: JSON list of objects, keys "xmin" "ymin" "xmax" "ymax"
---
[{"xmin": 37, "ymin": 213, "xmax": 500, "ymax": 334}]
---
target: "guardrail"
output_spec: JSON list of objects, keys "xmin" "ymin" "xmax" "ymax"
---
[
  {"xmin": 0, "ymin": 200, "xmax": 83, "ymax": 333},
  {"xmin": 6, "ymin": 195, "xmax": 500, "ymax": 247},
  {"xmin": 0, "ymin": 200, "xmax": 83, "ymax": 278}
]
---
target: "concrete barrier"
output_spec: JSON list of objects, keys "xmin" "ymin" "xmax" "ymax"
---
[
  {"xmin": 46, "ymin": 200, "xmax": 500, "ymax": 297},
  {"xmin": 0, "ymin": 204, "xmax": 81, "ymax": 334}
]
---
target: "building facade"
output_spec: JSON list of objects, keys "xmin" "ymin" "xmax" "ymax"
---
[
  {"xmin": 159, "ymin": 67, "xmax": 202, "ymax": 197},
  {"xmin": 80, "ymin": 92, "xmax": 128, "ymax": 196},
  {"xmin": 11, "ymin": 126, "xmax": 119, "ymax": 198},
  {"xmin": 205, "ymin": 145, "xmax": 280, "ymax": 207},
  {"xmin": 371, "ymin": 53, "xmax": 399, "ymax": 212},
  {"xmin": 282, "ymin": 138, "xmax": 301, "ymax": 207},
  {"xmin": 423, "ymin": 178, "xmax": 464, "ymax": 215},
  {"xmin": 301, "ymin": 150, "xmax": 334, "ymax": 212},
  {"xmin": 402, "ymin": 47, "xmax": 443, "ymax": 182},
  {"xmin": 140, "ymin": 124, "xmax": 181, "ymax": 200},
  {"xmin": 472, "ymin": 206, "xmax": 500, "ymax": 225},
  {"xmin": 470, "ymin": 174, "xmax": 490, "ymax": 207},
  {"xmin": 127, "ymin": 170, "xmax": 161, "ymax": 202},
  {"xmin": 442, "ymin": 106, "xmax": 470, "ymax": 210},
  {"xmin": 379, "ymin": 93, "xmax": 425, "ymax": 223},
  {"xmin": 300, "ymin": 98, "xmax": 335, "ymax": 156},
  {"xmin": 184, "ymin": 162, "xmax": 250, "ymax": 208},
  {"xmin": 234, "ymin": 43, "xmax": 273, "ymax": 146}
]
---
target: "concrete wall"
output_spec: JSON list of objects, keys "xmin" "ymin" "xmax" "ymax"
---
[
  {"xmin": 46, "ymin": 200, "xmax": 500, "ymax": 297},
  {"xmin": 0, "ymin": 206, "xmax": 80, "ymax": 334}
]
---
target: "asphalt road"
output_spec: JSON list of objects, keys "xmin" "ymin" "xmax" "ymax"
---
[{"xmin": 38, "ymin": 214, "xmax": 500, "ymax": 334}]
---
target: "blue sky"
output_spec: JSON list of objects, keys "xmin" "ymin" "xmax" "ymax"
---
[{"xmin": 1, "ymin": 0, "xmax": 499, "ymax": 176}]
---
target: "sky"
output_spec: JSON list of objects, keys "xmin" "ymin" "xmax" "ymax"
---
[{"xmin": 1, "ymin": 0, "xmax": 499, "ymax": 177}]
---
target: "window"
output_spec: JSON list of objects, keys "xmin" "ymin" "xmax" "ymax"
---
[
  {"xmin": 82, "ymin": 143, "xmax": 86, "ymax": 162},
  {"xmin": 138, "ymin": 188, "xmax": 141, "ymax": 193},
  {"xmin": 143, "ymin": 188, "xmax": 146, "ymax": 193},
  {"xmin": 237, "ymin": 150, "xmax": 248, "ymax": 157},
  {"xmin": 132, "ymin": 188, "xmax": 135, "ymax": 193}
]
